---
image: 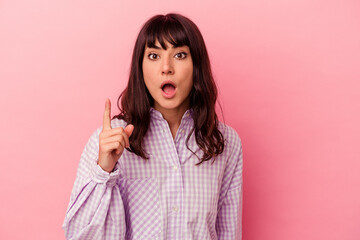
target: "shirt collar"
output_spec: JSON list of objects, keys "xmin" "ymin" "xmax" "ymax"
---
[{"xmin": 150, "ymin": 107, "xmax": 193, "ymax": 122}]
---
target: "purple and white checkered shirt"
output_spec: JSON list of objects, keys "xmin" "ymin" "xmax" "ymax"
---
[{"xmin": 62, "ymin": 108, "xmax": 243, "ymax": 240}]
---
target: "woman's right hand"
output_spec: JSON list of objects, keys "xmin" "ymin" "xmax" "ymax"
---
[{"xmin": 98, "ymin": 98, "xmax": 134, "ymax": 173}]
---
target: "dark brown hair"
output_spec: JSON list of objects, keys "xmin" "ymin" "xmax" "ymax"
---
[{"xmin": 113, "ymin": 13, "xmax": 224, "ymax": 164}]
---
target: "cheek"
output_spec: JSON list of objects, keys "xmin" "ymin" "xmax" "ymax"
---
[
  {"xmin": 184, "ymin": 65, "xmax": 194, "ymax": 85},
  {"xmin": 142, "ymin": 63, "xmax": 150, "ymax": 80},
  {"xmin": 142, "ymin": 68, "xmax": 153, "ymax": 92},
  {"xmin": 142, "ymin": 63, "xmax": 155, "ymax": 86}
]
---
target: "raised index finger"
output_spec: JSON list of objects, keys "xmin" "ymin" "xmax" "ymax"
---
[{"xmin": 103, "ymin": 98, "xmax": 112, "ymax": 130}]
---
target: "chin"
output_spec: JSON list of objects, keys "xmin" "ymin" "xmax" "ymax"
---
[
  {"xmin": 159, "ymin": 103, "xmax": 180, "ymax": 110},
  {"xmin": 155, "ymin": 99, "xmax": 183, "ymax": 111}
]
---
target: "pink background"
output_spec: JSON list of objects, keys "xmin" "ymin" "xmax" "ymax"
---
[{"xmin": 1, "ymin": 0, "xmax": 359, "ymax": 239}]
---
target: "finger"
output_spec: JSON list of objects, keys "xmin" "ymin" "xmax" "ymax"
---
[
  {"xmin": 118, "ymin": 127, "xmax": 130, "ymax": 148},
  {"xmin": 103, "ymin": 139, "xmax": 126, "ymax": 152},
  {"xmin": 103, "ymin": 98, "xmax": 112, "ymax": 130},
  {"xmin": 101, "ymin": 135, "xmax": 123, "ymax": 145},
  {"xmin": 124, "ymin": 124, "xmax": 134, "ymax": 137},
  {"xmin": 116, "ymin": 144, "xmax": 123, "ymax": 155},
  {"xmin": 115, "ymin": 138, "xmax": 126, "ymax": 155},
  {"xmin": 106, "ymin": 126, "xmax": 132, "ymax": 148},
  {"xmin": 99, "ymin": 127, "xmax": 123, "ymax": 139},
  {"xmin": 102, "ymin": 125, "xmax": 134, "ymax": 138}
]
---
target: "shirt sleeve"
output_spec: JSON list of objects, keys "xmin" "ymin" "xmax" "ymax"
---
[
  {"xmin": 62, "ymin": 127, "xmax": 126, "ymax": 240},
  {"xmin": 215, "ymin": 130, "xmax": 243, "ymax": 240}
]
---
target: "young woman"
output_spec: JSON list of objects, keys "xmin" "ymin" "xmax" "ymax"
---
[{"xmin": 63, "ymin": 13, "xmax": 243, "ymax": 240}]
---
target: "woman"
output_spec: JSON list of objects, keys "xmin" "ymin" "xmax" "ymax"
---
[{"xmin": 63, "ymin": 13, "xmax": 243, "ymax": 240}]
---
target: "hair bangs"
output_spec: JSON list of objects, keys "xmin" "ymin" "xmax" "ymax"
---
[{"xmin": 145, "ymin": 16, "xmax": 189, "ymax": 49}]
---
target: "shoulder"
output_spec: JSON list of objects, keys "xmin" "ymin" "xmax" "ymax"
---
[
  {"xmin": 218, "ymin": 122, "xmax": 242, "ymax": 149},
  {"xmin": 110, "ymin": 117, "xmax": 128, "ymax": 129},
  {"xmin": 217, "ymin": 122, "xmax": 243, "ymax": 166}
]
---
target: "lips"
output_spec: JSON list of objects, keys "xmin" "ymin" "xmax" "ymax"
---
[
  {"xmin": 161, "ymin": 80, "xmax": 177, "ymax": 89},
  {"xmin": 161, "ymin": 80, "xmax": 177, "ymax": 99}
]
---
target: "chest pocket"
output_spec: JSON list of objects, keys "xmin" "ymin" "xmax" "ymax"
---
[{"xmin": 124, "ymin": 177, "xmax": 162, "ymax": 240}]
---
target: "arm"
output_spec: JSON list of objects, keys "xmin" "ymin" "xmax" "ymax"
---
[
  {"xmin": 216, "ymin": 132, "xmax": 243, "ymax": 240},
  {"xmin": 62, "ymin": 127, "xmax": 126, "ymax": 240}
]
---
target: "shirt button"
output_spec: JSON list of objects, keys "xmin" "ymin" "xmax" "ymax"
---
[
  {"xmin": 173, "ymin": 165, "xmax": 178, "ymax": 170},
  {"xmin": 173, "ymin": 206, "xmax": 178, "ymax": 212}
]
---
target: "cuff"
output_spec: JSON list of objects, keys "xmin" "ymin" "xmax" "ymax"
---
[{"xmin": 90, "ymin": 160, "xmax": 120, "ymax": 186}]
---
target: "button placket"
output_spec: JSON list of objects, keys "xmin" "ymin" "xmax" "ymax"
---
[{"xmin": 172, "ymin": 206, "xmax": 178, "ymax": 212}]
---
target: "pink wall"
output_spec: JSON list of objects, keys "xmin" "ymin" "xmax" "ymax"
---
[{"xmin": 1, "ymin": 0, "xmax": 359, "ymax": 239}]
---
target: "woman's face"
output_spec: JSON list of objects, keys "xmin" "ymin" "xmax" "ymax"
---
[{"xmin": 142, "ymin": 39, "xmax": 193, "ymax": 114}]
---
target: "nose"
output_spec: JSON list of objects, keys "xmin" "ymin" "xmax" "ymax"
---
[{"xmin": 161, "ymin": 56, "xmax": 174, "ymax": 75}]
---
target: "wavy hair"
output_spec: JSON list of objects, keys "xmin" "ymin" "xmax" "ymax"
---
[{"xmin": 113, "ymin": 13, "xmax": 224, "ymax": 165}]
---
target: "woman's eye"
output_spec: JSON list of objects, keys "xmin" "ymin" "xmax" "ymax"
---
[
  {"xmin": 148, "ymin": 53, "xmax": 159, "ymax": 60},
  {"xmin": 175, "ymin": 52, "xmax": 187, "ymax": 59}
]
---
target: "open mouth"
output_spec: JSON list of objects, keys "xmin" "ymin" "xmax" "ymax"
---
[
  {"xmin": 161, "ymin": 81, "xmax": 177, "ymax": 98},
  {"xmin": 162, "ymin": 83, "xmax": 176, "ymax": 93}
]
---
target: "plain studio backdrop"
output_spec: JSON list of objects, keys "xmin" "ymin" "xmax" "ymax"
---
[{"xmin": 0, "ymin": 0, "xmax": 359, "ymax": 239}]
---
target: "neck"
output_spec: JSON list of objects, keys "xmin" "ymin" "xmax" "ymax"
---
[{"xmin": 154, "ymin": 102, "xmax": 189, "ymax": 139}]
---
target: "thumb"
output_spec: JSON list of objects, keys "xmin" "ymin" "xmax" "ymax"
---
[{"xmin": 124, "ymin": 124, "xmax": 134, "ymax": 137}]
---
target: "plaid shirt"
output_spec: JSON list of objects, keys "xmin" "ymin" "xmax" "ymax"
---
[{"xmin": 63, "ymin": 108, "xmax": 243, "ymax": 240}]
